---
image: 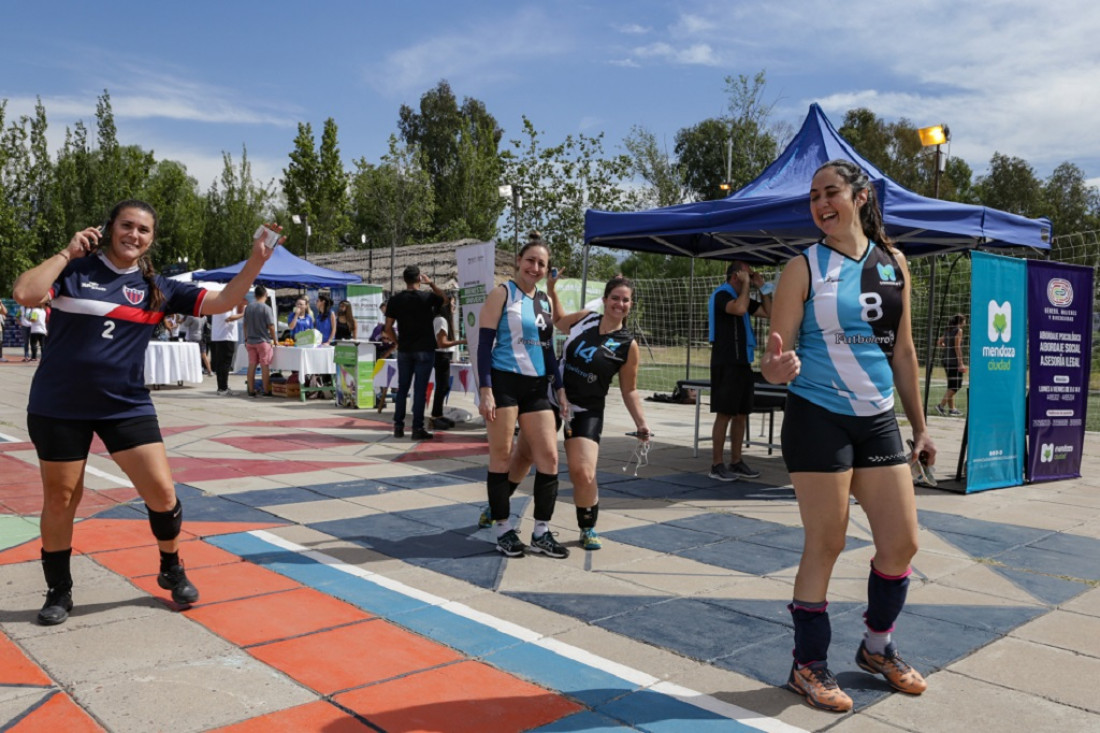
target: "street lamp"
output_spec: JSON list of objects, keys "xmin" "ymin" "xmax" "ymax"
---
[
  {"xmin": 362, "ymin": 233, "xmax": 373, "ymax": 283},
  {"xmin": 291, "ymin": 214, "xmax": 311, "ymax": 261},
  {"xmin": 917, "ymin": 123, "xmax": 951, "ymax": 417},
  {"xmin": 498, "ymin": 184, "xmax": 522, "ymax": 254}
]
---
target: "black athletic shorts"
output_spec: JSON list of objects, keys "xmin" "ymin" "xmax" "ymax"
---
[
  {"xmin": 27, "ymin": 413, "xmax": 163, "ymax": 462},
  {"xmin": 710, "ymin": 362, "xmax": 754, "ymax": 415},
  {"xmin": 491, "ymin": 369, "xmax": 553, "ymax": 414},
  {"xmin": 563, "ymin": 409, "xmax": 604, "ymax": 444},
  {"xmin": 945, "ymin": 368, "xmax": 963, "ymax": 391},
  {"xmin": 780, "ymin": 392, "xmax": 907, "ymax": 473}
]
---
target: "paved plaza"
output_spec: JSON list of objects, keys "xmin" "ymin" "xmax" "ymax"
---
[{"xmin": 1, "ymin": 360, "xmax": 1098, "ymax": 732}]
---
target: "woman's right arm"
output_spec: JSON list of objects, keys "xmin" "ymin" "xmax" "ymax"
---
[
  {"xmin": 954, "ymin": 329, "xmax": 966, "ymax": 370},
  {"xmin": 760, "ymin": 257, "xmax": 808, "ymax": 385},
  {"xmin": 13, "ymin": 226, "xmax": 101, "ymax": 306}
]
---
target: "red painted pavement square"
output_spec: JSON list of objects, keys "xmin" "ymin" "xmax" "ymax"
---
[
  {"xmin": 91, "ymin": 538, "xmax": 242, "ymax": 579},
  {"xmin": 188, "ymin": 587, "xmax": 374, "ymax": 647},
  {"xmin": 334, "ymin": 659, "xmax": 583, "ymax": 733},
  {"xmin": 0, "ymin": 634, "xmax": 52, "ymax": 686},
  {"xmin": 131, "ymin": 559, "xmax": 299, "ymax": 606},
  {"xmin": 7, "ymin": 691, "xmax": 106, "ymax": 733},
  {"xmin": 248, "ymin": 619, "xmax": 463, "ymax": 695}
]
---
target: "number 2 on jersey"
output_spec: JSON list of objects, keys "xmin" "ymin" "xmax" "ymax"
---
[{"xmin": 102, "ymin": 320, "xmax": 116, "ymax": 339}]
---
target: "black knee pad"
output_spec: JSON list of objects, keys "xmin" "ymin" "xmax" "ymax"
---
[
  {"xmin": 533, "ymin": 471, "xmax": 559, "ymax": 521},
  {"xmin": 147, "ymin": 499, "xmax": 183, "ymax": 541}
]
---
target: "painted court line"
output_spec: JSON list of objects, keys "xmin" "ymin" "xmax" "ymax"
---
[
  {"xmin": 0, "ymin": 431, "xmax": 22, "ymax": 443},
  {"xmin": 83, "ymin": 464, "xmax": 133, "ymax": 487},
  {"xmin": 245, "ymin": 529, "xmax": 807, "ymax": 733}
]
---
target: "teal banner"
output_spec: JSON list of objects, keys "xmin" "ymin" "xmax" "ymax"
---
[{"xmin": 966, "ymin": 252, "xmax": 1027, "ymax": 492}]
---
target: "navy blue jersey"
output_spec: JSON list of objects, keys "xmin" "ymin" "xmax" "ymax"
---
[
  {"xmin": 789, "ymin": 241, "xmax": 905, "ymax": 416},
  {"xmin": 560, "ymin": 312, "xmax": 634, "ymax": 411},
  {"xmin": 28, "ymin": 253, "xmax": 208, "ymax": 419}
]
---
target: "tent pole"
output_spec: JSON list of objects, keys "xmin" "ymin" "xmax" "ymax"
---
[
  {"xmin": 686, "ymin": 258, "xmax": 696, "ymax": 381},
  {"xmin": 921, "ymin": 255, "xmax": 938, "ymax": 416},
  {"xmin": 580, "ymin": 244, "xmax": 590, "ymax": 307}
]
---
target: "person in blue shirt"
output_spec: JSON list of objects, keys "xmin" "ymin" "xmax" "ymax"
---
[
  {"xmin": 315, "ymin": 294, "xmax": 336, "ymax": 345},
  {"xmin": 12, "ymin": 199, "xmax": 276, "ymax": 626},
  {"xmin": 762, "ymin": 160, "xmax": 935, "ymax": 712},
  {"xmin": 287, "ymin": 296, "xmax": 314, "ymax": 336}
]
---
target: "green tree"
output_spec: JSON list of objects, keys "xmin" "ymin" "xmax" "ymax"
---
[
  {"xmin": 1042, "ymin": 162, "xmax": 1100, "ymax": 244},
  {"xmin": 500, "ymin": 116, "xmax": 641, "ymax": 275},
  {"xmin": 314, "ymin": 118, "xmax": 351, "ymax": 254},
  {"xmin": 141, "ymin": 159, "xmax": 206, "ymax": 269},
  {"xmin": 204, "ymin": 146, "xmax": 274, "ymax": 267},
  {"xmin": 622, "ymin": 125, "xmax": 685, "ymax": 208},
  {"xmin": 977, "ymin": 152, "xmax": 1044, "ymax": 218},
  {"xmin": 350, "ymin": 135, "xmax": 434, "ymax": 289},
  {"xmin": 398, "ymin": 80, "xmax": 504, "ymax": 240},
  {"xmin": 674, "ymin": 118, "xmax": 732, "ymax": 201},
  {"xmin": 282, "ymin": 121, "xmax": 320, "ymax": 257}
]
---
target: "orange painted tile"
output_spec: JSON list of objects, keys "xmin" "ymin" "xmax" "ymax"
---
[
  {"xmin": 8, "ymin": 691, "xmax": 106, "ymax": 733},
  {"xmin": 335, "ymin": 660, "xmax": 582, "ymax": 733},
  {"xmin": 91, "ymin": 539, "xmax": 242, "ymax": 579},
  {"xmin": 0, "ymin": 495, "xmax": 45, "ymax": 514},
  {"xmin": 209, "ymin": 701, "xmax": 375, "ymax": 732},
  {"xmin": 0, "ymin": 634, "xmax": 52, "ymax": 686},
  {"xmin": 249, "ymin": 620, "xmax": 462, "ymax": 695},
  {"xmin": 72, "ymin": 518, "xmax": 165, "ymax": 553},
  {"xmin": 130, "ymin": 559, "xmax": 299, "ymax": 606},
  {"xmin": 0, "ymin": 538, "xmax": 45, "ymax": 565},
  {"xmin": 188, "ymin": 587, "xmax": 373, "ymax": 647}
]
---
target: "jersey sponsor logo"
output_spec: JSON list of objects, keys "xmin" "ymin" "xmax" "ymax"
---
[
  {"xmin": 82, "ymin": 280, "xmax": 107, "ymax": 292},
  {"xmin": 602, "ymin": 338, "xmax": 621, "ymax": 353},
  {"xmin": 123, "ymin": 285, "xmax": 146, "ymax": 305},
  {"xmin": 876, "ymin": 262, "xmax": 897, "ymax": 282}
]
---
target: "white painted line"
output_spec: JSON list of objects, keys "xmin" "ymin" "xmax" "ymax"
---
[
  {"xmin": 246, "ymin": 529, "xmax": 809, "ymax": 733},
  {"xmin": 0, "ymin": 431, "xmax": 22, "ymax": 443},
  {"xmin": 84, "ymin": 465, "xmax": 133, "ymax": 487}
]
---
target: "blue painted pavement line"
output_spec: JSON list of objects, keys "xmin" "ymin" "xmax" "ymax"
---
[{"xmin": 207, "ymin": 530, "xmax": 808, "ymax": 733}]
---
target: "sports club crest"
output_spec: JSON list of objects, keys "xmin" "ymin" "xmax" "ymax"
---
[{"xmin": 122, "ymin": 285, "xmax": 146, "ymax": 305}]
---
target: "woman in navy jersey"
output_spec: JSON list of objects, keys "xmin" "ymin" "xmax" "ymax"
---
[
  {"xmin": 547, "ymin": 273, "xmax": 649, "ymax": 550},
  {"xmin": 477, "ymin": 233, "xmax": 567, "ymax": 559},
  {"xmin": 13, "ymin": 199, "xmax": 276, "ymax": 625},
  {"xmin": 762, "ymin": 160, "xmax": 935, "ymax": 711}
]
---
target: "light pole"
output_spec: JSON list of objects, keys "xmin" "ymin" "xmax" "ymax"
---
[
  {"xmin": 291, "ymin": 214, "xmax": 311, "ymax": 261},
  {"xmin": 498, "ymin": 184, "xmax": 523, "ymax": 254},
  {"xmin": 917, "ymin": 123, "xmax": 951, "ymax": 416},
  {"xmin": 362, "ymin": 233, "xmax": 372, "ymax": 283}
]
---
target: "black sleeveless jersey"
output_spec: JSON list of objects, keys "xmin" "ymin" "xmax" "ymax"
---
[{"xmin": 561, "ymin": 312, "xmax": 634, "ymax": 411}]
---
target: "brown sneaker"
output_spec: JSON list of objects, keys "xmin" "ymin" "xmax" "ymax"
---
[
  {"xmin": 856, "ymin": 641, "xmax": 927, "ymax": 695},
  {"xmin": 787, "ymin": 662, "xmax": 853, "ymax": 712}
]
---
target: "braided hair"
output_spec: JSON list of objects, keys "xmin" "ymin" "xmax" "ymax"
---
[
  {"xmin": 104, "ymin": 199, "xmax": 165, "ymax": 311},
  {"xmin": 814, "ymin": 160, "xmax": 897, "ymax": 253}
]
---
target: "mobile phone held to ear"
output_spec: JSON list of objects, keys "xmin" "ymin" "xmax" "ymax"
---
[{"xmin": 253, "ymin": 225, "xmax": 281, "ymax": 250}]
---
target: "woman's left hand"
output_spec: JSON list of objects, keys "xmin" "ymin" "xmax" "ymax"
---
[{"xmin": 910, "ymin": 432, "xmax": 937, "ymax": 467}]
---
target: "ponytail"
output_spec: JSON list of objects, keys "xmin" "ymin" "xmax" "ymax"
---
[{"xmin": 139, "ymin": 255, "xmax": 166, "ymax": 311}]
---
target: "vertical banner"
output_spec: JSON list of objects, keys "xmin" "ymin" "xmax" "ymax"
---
[
  {"xmin": 1027, "ymin": 261, "xmax": 1094, "ymax": 481},
  {"xmin": 456, "ymin": 241, "xmax": 497, "ymax": 402},
  {"xmin": 967, "ymin": 251, "xmax": 1027, "ymax": 492},
  {"xmin": 346, "ymin": 284, "xmax": 384, "ymax": 341},
  {"xmin": 334, "ymin": 341, "xmax": 376, "ymax": 409}
]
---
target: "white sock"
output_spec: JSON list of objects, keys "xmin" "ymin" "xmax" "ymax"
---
[
  {"xmin": 533, "ymin": 521, "xmax": 549, "ymax": 538},
  {"xmin": 863, "ymin": 629, "xmax": 892, "ymax": 655},
  {"xmin": 494, "ymin": 520, "xmax": 512, "ymax": 538}
]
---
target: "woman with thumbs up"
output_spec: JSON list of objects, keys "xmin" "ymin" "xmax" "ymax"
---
[{"xmin": 761, "ymin": 159, "xmax": 935, "ymax": 713}]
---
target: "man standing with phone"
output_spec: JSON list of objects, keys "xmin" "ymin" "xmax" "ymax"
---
[
  {"xmin": 384, "ymin": 266, "xmax": 444, "ymax": 440},
  {"xmin": 708, "ymin": 261, "xmax": 771, "ymax": 481}
]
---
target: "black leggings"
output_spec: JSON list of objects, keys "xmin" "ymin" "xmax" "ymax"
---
[{"xmin": 431, "ymin": 352, "xmax": 452, "ymax": 418}]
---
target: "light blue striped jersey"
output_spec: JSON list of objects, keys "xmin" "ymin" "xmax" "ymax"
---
[
  {"xmin": 789, "ymin": 241, "xmax": 905, "ymax": 416},
  {"xmin": 491, "ymin": 281, "xmax": 554, "ymax": 377}
]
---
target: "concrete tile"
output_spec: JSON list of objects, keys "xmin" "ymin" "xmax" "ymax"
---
[
  {"xmin": 550, "ymin": 623, "xmax": 701, "ymax": 683},
  {"xmin": 1009, "ymin": 609, "xmax": 1100, "ymax": 658},
  {"xmin": 950, "ymin": 637, "xmax": 1100, "ymax": 713},
  {"xmin": 1062, "ymin": 586, "xmax": 1100, "ymax": 617},
  {"xmin": 344, "ymin": 490, "xmax": 454, "ymax": 513},
  {"xmin": 593, "ymin": 553, "xmax": 751, "ymax": 595},
  {"xmin": 260, "ymin": 498, "xmax": 378, "ymax": 524},
  {"xmin": 70, "ymin": 651, "xmax": 316, "ymax": 733}
]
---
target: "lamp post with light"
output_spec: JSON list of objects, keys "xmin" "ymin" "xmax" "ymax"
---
[
  {"xmin": 498, "ymin": 184, "xmax": 522, "ymax": 254},
  {"xmin": 917, "ymin": 123, "xmax": 951, "ymax": 415}
]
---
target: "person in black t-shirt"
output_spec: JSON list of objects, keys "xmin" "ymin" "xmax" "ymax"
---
[{"xmin": 383, "ymin": 265, "xmax": 444, "ymax": 440}]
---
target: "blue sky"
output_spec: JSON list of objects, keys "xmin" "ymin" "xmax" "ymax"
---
[{"xmin": 4, "ymin": 1, "xmax": 1100, "ymax": 194}]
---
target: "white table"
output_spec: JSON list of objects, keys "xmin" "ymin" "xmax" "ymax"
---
[
  {"xmin": 234, "ymin": 344, "xmax": 336, "ymax": 401},
  {"xmin": 145, "ymin": 341, "xmax": 202, "ymax": 386},
  {"xmin": 375, "ymin": 359, "xmax": 474, "ymax": 394}
]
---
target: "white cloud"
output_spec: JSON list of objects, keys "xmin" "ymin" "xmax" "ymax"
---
[
  {"xmin": 632, "ymin": 42, "xmax": 720, "ymax": 66},
  {"xmin": 614, "ymin": 23, "xmax": 651, "ymax": 35},
  {"xmin": 609, "ymin": 58, "xmax": 641, "ymax": 68},
  {"xmin": 367, "ymin": 7, "xmax": 572, "ymax": 97}
]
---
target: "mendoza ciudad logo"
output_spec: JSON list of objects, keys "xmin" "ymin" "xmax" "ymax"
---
[{"xmin": 983, "ymin": 300, "xmax": 1015, "ymax": 370}]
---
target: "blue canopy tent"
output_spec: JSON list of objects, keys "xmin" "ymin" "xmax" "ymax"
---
[
  {"xmin": 583, "ymin": 103, "xmax": 1052, "ymax": 410},
  {"xmin": 584, "ymin": 103, "xmax": 1051, "ymax": 263},
  {"xmin": 191, "ymin": 244, "xmax": 362, "ymax": 289}
]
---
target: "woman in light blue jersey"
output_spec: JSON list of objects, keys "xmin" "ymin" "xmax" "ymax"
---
[
  {"xmin": 477, "ymin": 233, "xmax": 568, "ymax": 560},
  {"xmin": 762, "ymin": 160, "xmax": 935, "ymax": 712}
]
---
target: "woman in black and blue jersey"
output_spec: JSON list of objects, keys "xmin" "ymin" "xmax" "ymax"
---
[
  {"xmin": 762, "ymin": 160, "xmax": 935, "ymax": 712},
  {"xmin": 13, "ymin": 199, "xmax": 275, "ymax": 625},
  {"xmin": 476, "ymin": 232, "xmax": 568, "ymax": 559}
]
